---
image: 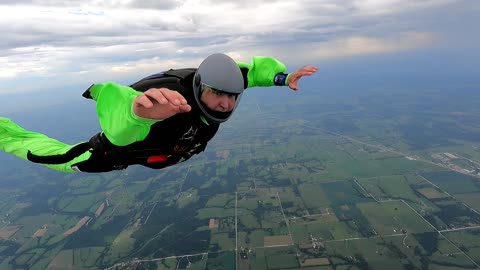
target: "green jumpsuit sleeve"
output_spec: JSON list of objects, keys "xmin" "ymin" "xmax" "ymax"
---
[
  {"xmin": 236, "ymin": 56, "xmax": 287, "ymax": 88},
  {"xmin": 89, "ymin": 82, "xmax": 157, "ymax": 146}
]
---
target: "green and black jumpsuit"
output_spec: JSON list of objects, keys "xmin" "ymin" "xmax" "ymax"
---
[{"xmin": 0, "ymin": 57, "xmax": 289, "ymax": 173}]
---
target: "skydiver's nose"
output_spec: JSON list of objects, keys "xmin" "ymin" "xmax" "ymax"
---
[{"xmin": 219, "ymin": 96, "xmax": 230, "ymax": 110}]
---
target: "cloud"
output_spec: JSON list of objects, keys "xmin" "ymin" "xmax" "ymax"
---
[
  {"xmin": 0, "ymin": 0, "xmax": 85, "ymax": 6},
  {"xmin": 128, "ymin": 0, "xmax": 181, "ymax": 10},
  {"xmin": 0, "ymin": 0, "xmax": 475, "ymax": 95},
  {"xmin": 352, "ymin": 0, "xmax": 458, "ymax": 15},
  {"xmin": 310, "ymin": 32, "xmax": 436, "ymax": 60}
]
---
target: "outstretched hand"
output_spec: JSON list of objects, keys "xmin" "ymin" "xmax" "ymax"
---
[
  {"xmin": 288, "ymin": 66, "xmax": 318, "ymax": 91},
  {"xmin": 133, "ymin": 88, "xmax": 191, "ymax": 120}
]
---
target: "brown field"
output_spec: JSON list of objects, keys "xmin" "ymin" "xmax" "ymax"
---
[
  {"xmin": 300, "ymin": 258, "xmax": 330, "ymax": 267},
  {"xmin": 264, "ymin": 235, "xmax": 292, "ymax": 246},
  {"xmin": 0, "ymin": 225, "xmax": 22, "ymax": 240},
  {"xmin": 63, "ymin": 216, "xmax": 91, "ymax": 236},
  {"xmin": 33, "ymin": 224, "xmax": 48, "ymax": 238},
  {"xmin": 417, "ymin": 187, "xmax": 450, "ymax": 199},
  {"xmin": 95, "ymin": 202, "xmax": 106, "ymax": 217}
]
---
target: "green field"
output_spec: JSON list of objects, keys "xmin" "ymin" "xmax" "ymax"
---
[
  {"xmin": 455, "ymin": 192, "xmax": 480, "ymax": 212},
  {"xmin": 356, "ymin": 201, "xmax": 435, "ymax": 235},
  {"xmin": 291, "ymin": 220, "xmax": 361, "ymax": 243},
  {"xmin": 443, "ymin": 229, "xmax": 480, "ymax": 264},
  {"xmin": 358, "ymin": 175, "xmax": 423, "ymax": 203},
  {"xmin": 421, "ymin": 171, "xmax": 480, "ymax": 194}
]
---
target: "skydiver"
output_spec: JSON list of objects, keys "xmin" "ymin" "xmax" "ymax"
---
[{"xmin": 0, "ymin": 53, "xmax": 317, "ymax": 172}]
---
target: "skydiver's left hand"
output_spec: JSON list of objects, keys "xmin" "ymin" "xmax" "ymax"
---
[{"xmin": 288, "ymin": 66, "xmax": 318, "ymax": 91}]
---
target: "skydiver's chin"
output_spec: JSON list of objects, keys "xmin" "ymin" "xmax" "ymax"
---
[{"xmin": 199, "ymin": 100, "xmax": 233, "ymax": 123}]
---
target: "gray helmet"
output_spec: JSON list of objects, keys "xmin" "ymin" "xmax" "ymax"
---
[{"xmin": 193, "ymin": 53, "xmax": 245, "ymax": 123}]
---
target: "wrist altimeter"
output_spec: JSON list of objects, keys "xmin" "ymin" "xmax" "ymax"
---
[{"xmin": 274, "ymin": 73, "xmax": 289, "ymax": 86}]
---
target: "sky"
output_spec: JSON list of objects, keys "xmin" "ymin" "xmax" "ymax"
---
[{"xmin": 0, "ymin": 0, "xmax": 478, "ymax": 97}]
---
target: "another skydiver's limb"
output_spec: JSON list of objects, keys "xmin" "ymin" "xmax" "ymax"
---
[{"xmin": 0, "ymin": 117, "xmax": 91, "ymax": 172}]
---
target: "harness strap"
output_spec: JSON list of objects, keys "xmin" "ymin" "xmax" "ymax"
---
[{"xmin": 27, "ymin": 142, "xmax": 91, "ymax": 164}]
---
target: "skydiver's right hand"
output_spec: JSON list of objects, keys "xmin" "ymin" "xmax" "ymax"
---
[{"xmin": 133, "ymin": 88, "xmax": 191, "ymax": 120}]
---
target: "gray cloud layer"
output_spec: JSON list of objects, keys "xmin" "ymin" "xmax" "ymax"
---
[{"xmin": 0, "ymin": 0, "xmax": 477, "ymax": 94}]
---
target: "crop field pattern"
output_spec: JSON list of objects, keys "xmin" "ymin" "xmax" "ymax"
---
[{"xmin": 1, "ymin": 88, "xmax": 480, "ymax": 269}]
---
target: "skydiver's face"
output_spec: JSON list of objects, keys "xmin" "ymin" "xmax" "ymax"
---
[{"xmin": 200, "ymin": 87, "xmax": 237, "ymax": 112}]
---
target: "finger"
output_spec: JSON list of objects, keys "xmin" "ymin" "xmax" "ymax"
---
[
  {"xmin": 136, "ymin": 95, "xmax": 154, "ymax": 108},
  {"xmin": 301, "ymin": 68, "xmax": 317, "ymax": 75},
  {"xmin": 168, "ymin": 104, "xmax": 191, "ymax": 114},
  {"xmin": 178, "ymin": 104, "xmax": 192, "ymax": 113},
  {"xmin": 144, "ymin": 90, "xmax": 168, "ymax": 105},
  {"xmin": 289, "ymin": 82, "xmax": 299, "ymax": 91},
  {"xmin": 160, "ymin": 89, "xmax": 188, "ymax": 105},
  {"xmin": 296, "ymin": 71, "xmax": 315, "ymax": 77},
  {"xmin": 300, "ymin": 66, "xmax": 318, "ymax": 74},
  {"xmin": 302, "ymin": 66, "xmax": 318, "ymax": 71}
]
